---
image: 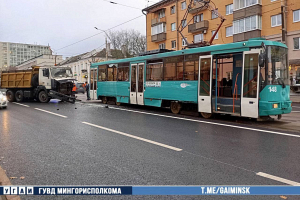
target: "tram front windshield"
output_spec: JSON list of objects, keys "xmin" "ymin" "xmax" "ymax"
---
[{"xmin": 266, "ymin": 46, "xmax": 289, "ymax": 86}]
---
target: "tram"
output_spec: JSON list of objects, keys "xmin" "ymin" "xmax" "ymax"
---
[{"xmin": 89, "ymin": 38, "xmax": 291, "ymax": 119}]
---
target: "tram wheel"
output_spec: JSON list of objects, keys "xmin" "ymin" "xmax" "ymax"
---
[
  {"xmin": 200, "ymin": 112, "xmax": 213, "ymax": 119},
  {"xmin": 170, "ymin": 102, "xmax": 182, "ymax": 114},
  {"xmin": 102, "ymin": 97, "xmax": 108, "ymax": 104},
  {"xmin": 116, "ymin": 102, "xmax": 121, "ymax": 106}
]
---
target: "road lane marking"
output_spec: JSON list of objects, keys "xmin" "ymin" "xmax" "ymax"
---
[
  {"xmin": 108, "ymin": 107, "xmax": 300, "ymax": 138},
  {"xmin": 292, "ymin": 111, "xmax": 300, "ymax": 113},
  {"xmin": 34, "ymin": 108, "xmax": 67, "ymax": 118},
  {"xmin": 82, "ymin": 121, "xmax": 182, "ymax": 151},
  {"xmin": 292, "ymin": 106, "xmax": 300, "ymax": 108},
  {"xmin": 257, "ymin": 172, "xmax": 300, "ymax": 186},
  {"xmin": 12, "ymin": 102, "xmax": 30, "ymax": 107}
]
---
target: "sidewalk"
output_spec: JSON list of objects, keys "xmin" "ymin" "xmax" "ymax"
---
[{"xmin": 75, "ymin": 93, "xmax": 102, "ymax": 103}]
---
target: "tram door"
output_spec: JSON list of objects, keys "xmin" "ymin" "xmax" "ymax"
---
[
  {"xmin": 241, "ymin": 50, "xmax": 260, "ymax": 118},
  {"xmin": 130, "ymin": 63, "xmax": 144, "ymax": 105},
  {"xmin": 90, "ymin": 68, "xmax": 97, "ymax": 100},
  {"xmin": 198, "ymin": 55, "xmax": 213, "ymax": 113}
]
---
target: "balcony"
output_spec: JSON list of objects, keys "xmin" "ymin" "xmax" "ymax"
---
[
  {"xmin": 188, "ymin": 20, "xmax": 209, "ymax": 33},
  {"xmin": 233, "ymin": 4, "xmax": 262, "ymax": 21},
  {"xmin": 151, "ymin": 33, "xmax": 167, "ymax": 42},
  {"xmin": 151, "ymin": 17, "xmax": 166, "ymax": 26},
  {"xmin": 233, "ymin": 30, "xmax": 261, "ymax": 42},
  {"xmin": 189, "ymin": 2, "xmax": 208, "ymax": 14}
]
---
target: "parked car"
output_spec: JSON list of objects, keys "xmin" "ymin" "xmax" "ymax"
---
[
  {"xmin": 75, "ymin": 82, "xmax": 85, "ymax": 94},
  {"xmin": 0, "ymin": 92, "xmax": 7, "ymax": 109}
]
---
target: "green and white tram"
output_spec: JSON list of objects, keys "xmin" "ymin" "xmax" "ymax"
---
[{"xmin": 90, "ymin": 38, "xmax": 291, "ymax": 119}]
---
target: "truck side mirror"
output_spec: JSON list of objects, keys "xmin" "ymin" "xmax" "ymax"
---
[{"xmin": 43, "ymin": 69, "xmax": 49, "ymax": 77}]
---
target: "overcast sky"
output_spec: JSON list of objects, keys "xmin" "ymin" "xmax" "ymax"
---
[{"xmin": 0, "ymin": 0, "xmax": 158, "ymax": 57}]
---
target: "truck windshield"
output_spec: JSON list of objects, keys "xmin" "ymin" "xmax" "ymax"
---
[
  {"xmin": 50, "ymin": 68, "xmax": 73, "ymax": 78},
  {"xmin": 266, "ymin": 46, "xmax": 289, "ymax": 86}
]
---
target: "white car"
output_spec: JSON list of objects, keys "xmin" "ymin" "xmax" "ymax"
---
[{"xmin": 0, "ymin": 92, "xmax": 7, "ymax": 109}]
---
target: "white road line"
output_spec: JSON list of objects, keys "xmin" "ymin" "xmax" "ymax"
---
[
  {"xmin": 12, "ymin": 102, "xmax": 30, "ymax": 107},
  {"xmin": 257, "ymin": 172, "xmax": 300, "ymax": 186},
  {"xmin": 292, "ymin": 111, "xmax": 300, "ymax": 113},
  {"xmin": 292, "ymin": 106, "xmax": 300, "ymax": 108},
  {"xmin": 82, "ymin": 121, "xmax": 182, "ymax": 152},
  {"xmin": 34, "ymin": 108, "xmax": 67, "ymax": 118},
  {"xmin": 109, "ymin": 107, "xmax": 300, "ymax": 138}
]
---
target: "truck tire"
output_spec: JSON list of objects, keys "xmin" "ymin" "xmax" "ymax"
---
[
  {"xmin": 15, "ymin": 90, "xmax": 24, "ymax": 102},
  {"xmin": 31, "ymin": 74, "xmax": 39, "ymax": 87},
  {"xmin": 6, "ymin": 90, "xmax": 16, "ymax": 102},
  {"xmin": 38, "ymin": 91, "xmax": 50, "ymax": 103}
]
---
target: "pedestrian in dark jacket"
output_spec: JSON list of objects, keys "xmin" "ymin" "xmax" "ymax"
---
[{"xmin": 85, "ymin": 81, "xmax": 91, "ymax": 100}]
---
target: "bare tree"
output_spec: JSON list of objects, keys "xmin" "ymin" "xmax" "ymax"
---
[{"xmin": 108, "ymin": 29, "xmax": 146, "ymax": 58}]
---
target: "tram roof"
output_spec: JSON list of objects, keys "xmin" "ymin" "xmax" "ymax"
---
[{"xmin": 91, "ymin": 38, "xmax": 287, "ymax": 68}]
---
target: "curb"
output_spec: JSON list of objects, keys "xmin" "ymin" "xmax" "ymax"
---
[{"xmin": 0, "ymin": 166, "xmax": 21, "ymax": 200}]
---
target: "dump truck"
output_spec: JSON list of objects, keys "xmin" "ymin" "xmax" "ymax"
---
[{"xmin": 0, "ymin": 66, "xmax": 77, "ymax": 103}]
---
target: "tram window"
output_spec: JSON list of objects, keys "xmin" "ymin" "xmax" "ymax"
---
[
  {"xmin": 107, "ymin": 64, "xmax": 117, "ymax": 81},
  {"xmin": 118, "ymin": 63, "xmax": 129, "ymax": 81},
  {"xmin": 243, "ymin": 54, "xmax": 258, "ymax": 98},
  {"xmin": 98, "ymin": 65, "xmax": 106, "ymax": 81},
  {"xmin": 184, "ymin": 61, "xmax": 195, "ymax": 80},
  {"xmin": 146, "ymin": 60, "xmax": 163, "ymax": 81},
  {"xmin": 177, "ymin": 61, "xmax": 184, "ymax": 80},
  {"xmin": 164, "ymin": 56, "xmax": 183, "ymax": 80}
]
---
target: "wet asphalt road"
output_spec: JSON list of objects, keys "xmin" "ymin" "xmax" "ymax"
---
[{"xmin": 0, "ymin": 100, "xmax": 300, "ymax": 200}]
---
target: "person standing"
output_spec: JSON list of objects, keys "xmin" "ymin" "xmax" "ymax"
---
[{"xmin": 85, "ymin": 81, "xmax": 91, "ymax": 100}]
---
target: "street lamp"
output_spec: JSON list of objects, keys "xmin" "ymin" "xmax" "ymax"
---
[{"xmin": 94, "ymin": 27, "xmax": 111, "ymax": 61}]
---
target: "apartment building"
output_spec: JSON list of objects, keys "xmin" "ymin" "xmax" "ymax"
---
[
  {"xmin": 0, "ymin": 42, "xmax": 52, "ymax": 71},
  {"xmin": 142, "ymin": 0, "xmax": 300, "ymax": 77}
]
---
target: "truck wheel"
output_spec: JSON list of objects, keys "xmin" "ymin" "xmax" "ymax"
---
[
  {"xmin": 6, "ymin": 90, "xmax": 16, "ymax": 102},
  {"xmin": 15, "ymin": 90, "xmax": 24, "ymax": 102},
  {"xmin": 170, "ymin": 101, "xmax": 182, "ymax": 114},
  {"xmin": 38, "ymin": 91, "xmax": 49, "ymax": 103}
]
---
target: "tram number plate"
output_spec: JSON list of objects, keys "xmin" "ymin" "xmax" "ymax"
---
[
  {"xmin": 268, "ymin": 86, "xmax": 277, "ymax": 92},
  {"xmin": 146, "ymin": 82, "xmax": 161, "ymax": 87}
]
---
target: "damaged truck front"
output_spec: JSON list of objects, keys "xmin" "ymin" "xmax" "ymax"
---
[{"xmin": 0, "ymin": 66, "xmax": 77, "ymax": 103}]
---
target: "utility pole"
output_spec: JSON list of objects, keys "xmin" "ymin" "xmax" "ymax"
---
[{"xmin": 281, "ymin": 0, "xmax": 287, "ymax": 44}]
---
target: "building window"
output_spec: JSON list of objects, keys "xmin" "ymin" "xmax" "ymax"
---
[
  {"xmin": 181, "ymin": 1, "xmax": 186, "ymax": 10},
  {"xmin": 158, "ymin": 9, "xmax": 165, "ymax": 18},
  {"xmin": 293, "ymin": 9, "xmax": 300, "ymax": 22},
  {"xmin": 194, "ymin": 34, "xmax": 203, "ymax": 42},
  {"xmin": 194, "ymin": 14, "xmax": 203, "ymax": 23},
  {"xmin": 159, "ymin": 43, "xmax": 165, "ymax": 49},
  {"xmin": 294, "ymin": 37, "xmax": 300, "ymax": 50},
  {"xmin": 271, "ymin": 0, "xmax": 277, "ymax": 2},
  {"xmin": 233, "ymin": 15, "xmax": 261, "ymax": 34},
  {"xmin": 151, "ymin": 23, "xmax": 166, "ymax": 35},
  {"xmin": 171, "ymin": 40, "xmax": 176, "ymax": 49},
  {"xmin": 212, "ymin": 9, "xmax": 218, "ymax": 19},
  {"xmin": 226, "ymin": 4, "xmax": 233, "ymax": 15},
  {"xmin": 226, "ymin": 26, "xmax": 233, "ymax": 37},
  {"xmin": 234, "ymin": 0, "xmax": 259, "ymax": 10},
  {"xmin": 212, "ymin": 30, "xmax": 219, "ymax": 39},
  {"xmin": 271, "ymin": 14, "xmax": 282, "ymax": 27},
  {"xmin": 182, "ymin": 19, "xmax": 187, "ymax": 28},
  {"xmin": 171, "ymin": 23, "xmax": 176, "ymax": 31},
  {"xmin": 171, "ymin": 6, "xmax": 175, "ymax": 14},
  {"xmin": 182, "ymin": 38, "xmax": 187, "ymax": 46}
]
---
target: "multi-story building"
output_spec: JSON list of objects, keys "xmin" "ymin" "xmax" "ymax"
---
[
  {"xmin": 142, "ymin": 0, "xmax": 300, "ymax": 77},
  {"xmin": 0, "ymin": 42, "xmax": 52, "ymax": 71},
  {"xmin": 58, "ymin": 49, "xmax": 114, "ymax": 83}
]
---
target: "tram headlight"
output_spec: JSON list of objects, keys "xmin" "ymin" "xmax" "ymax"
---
[{"xmin": 273, "ymin": 103, "xmax": 278, "ymax": 108}]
